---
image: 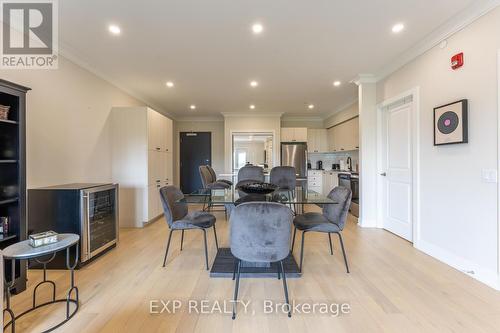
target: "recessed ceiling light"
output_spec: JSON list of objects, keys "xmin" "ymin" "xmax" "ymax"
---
[
  {"xmin": 252, "ymin": 23, "xmax": 264, "ymax": 34},
  {"xmin": 166, "ymin": 81, "xmax": 174, "ymax": 88},
  {"xmin": 189, "ymin": 105, "xmax": 196, "ymax": 110},
  {"xmin": 308, "ymin": 104, "xmax": 315, "ymax": 109},
  {"xmin": 392, "ymin": 23, "xmax": 405, "ymax": 33},
  {"xmin": 333, "ymin": 81, "xmax": 341, "ymax": 87},
  {"xmin": 108, "ymin": 25, "xmax": 121, "ymax": 35},
  {"xmin": 250, "ymin": 80, "xmax": 259, "ymax": 87},
  {"xmin": 249, "ymin": 105, "xmax": 256, "ymax": 109}
]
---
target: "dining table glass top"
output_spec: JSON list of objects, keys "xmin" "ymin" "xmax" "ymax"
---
[{"xmin": 182, "ymin": 186, "xmax": 338, "ymax": 205}]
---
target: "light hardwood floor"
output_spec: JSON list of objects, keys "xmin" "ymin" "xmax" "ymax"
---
[{"xmin": 8, "ymin": 205, "xmax": 500, "ymax": 332}]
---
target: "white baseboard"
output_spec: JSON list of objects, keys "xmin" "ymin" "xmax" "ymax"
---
[{"xmin": 416, "ymin": 239, "xmax": 500, "ymax": 290}]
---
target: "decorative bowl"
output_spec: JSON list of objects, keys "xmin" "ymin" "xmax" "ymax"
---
[{"xmin": 236, "ymin": 182, "xmax": 278, "ymax": 195}]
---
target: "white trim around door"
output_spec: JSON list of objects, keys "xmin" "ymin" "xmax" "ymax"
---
[
  {"xmin": 497, "ymin": 50, "xmax": 500, "ymax": 282},
  {"xmin": 376, "ymin": 87, "xmax": 420, "ymax": 247}
]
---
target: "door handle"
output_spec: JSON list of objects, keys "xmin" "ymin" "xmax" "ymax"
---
[{"xmin": 380, "ymin": 172, "xmax": 387, "ymax": 176}]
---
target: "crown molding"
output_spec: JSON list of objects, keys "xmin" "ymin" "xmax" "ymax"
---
[
  {"xmin": 351, "ymin": 74, "xmax": 377, "ymax": 86},
  {"xmin": 176, "ymin": 116, "xmax": 224, "ymax": 122},
  {"xmin": 281, "ymin": 115, "xmax": 324, "ymax": 122},
  {"xmin": 322, "ymin": 100, "xmax": 358, "ymax": 120},
  {"xmin": 58, "ymin": 42, "xmax": 178, "ymax": 120},
  {"xmin": 375, "ymin": 0, "xmax": 500, "ymax": 81},
  {"xmin": 221, "ymin": 112, "xmax": 284, "ymax": 118}
]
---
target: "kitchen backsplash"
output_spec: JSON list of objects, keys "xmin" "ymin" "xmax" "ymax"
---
[{"xmin": 308, "ymin": 151, "xmax": 359, "ymax": 171}]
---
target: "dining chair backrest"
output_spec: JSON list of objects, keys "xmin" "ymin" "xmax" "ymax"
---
[
  {"xmin": 270, "ymin": 166, "xmax": 296, "ymax": 190},
  {"xmin": 237, "ymin": 165, "xmax": 264, "ymax": 183},
  {"xmin": 199, "ymin": 165, "xmax": 213, "ymax": 188},
  {"xmin": 159, "ymin": 186, "xmax": 188, "ymax": 228},
  {"xmin": 230, "ymin": 202, "xmax": 293, "ymax": 263},
  {"xmin": 206, "ymin": 165, "xmax": 218, "ymax": 182},
  {"xmin": 323, "ymin": 186, "xmax": 352, "ymax": 230}
]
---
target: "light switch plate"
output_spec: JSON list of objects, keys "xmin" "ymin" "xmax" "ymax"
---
[{"xmin": 481, "ymin": 169, "xmax": 498, "ymax": 183}]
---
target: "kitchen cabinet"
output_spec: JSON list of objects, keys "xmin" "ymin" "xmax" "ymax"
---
[
  {"xmin": 307, "ymin": 170, "xmax": 323, "ymax": 193},
  {"xmin": 111, "ymin": 107, "xmax": 174, "ymax": 227},
  {"xmin": 327, "ymin": 117, "xmax": 359, "ymax": 152},
  {"xmin": 307, "ymin": 129, "xmax": 328, "ymax": 153},
  {"xmin": 281, "ymin": 127, "xmax": 308, "ymax": 142},
  {"xmin": 148, "ymin": 109, "xmax": 173, "ymax": 153},
  {"xmin": 322, "ymin": 171, "xmax": 340, "ymax": 196}
]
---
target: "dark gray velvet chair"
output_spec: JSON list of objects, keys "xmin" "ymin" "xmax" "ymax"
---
[
  {"xmin": 230, "ymin": 202, "xmax": 293, "ymax": 319},
  {"xmin": 199, "ymin": 165, "xmax": 230, "ymax": 217},
  {"xmin": 206, "ymin": 165, "xmax": 233, "ymax": 186},
  {"xmin": 160, "ymin": 185, "xmax": 219, "ymax": 270},
  {"xmin": 199, "ymin": 165, "xmax": 231, "ymax": 190},
  {"xmin": 291, "ymin": 186, "xmax": 352, "ymax": 273},
  {"xmin": 236, "ymin": 165, "xmax": 264, "ymax": 185},
  {"xmin": 270, "ymin": 166, "xmax": 296, "ymax": 210}
]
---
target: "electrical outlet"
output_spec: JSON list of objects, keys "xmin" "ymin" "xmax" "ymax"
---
[{"xmin": 481, "ymin": 169, "xmax": 498, "ymax": 183}]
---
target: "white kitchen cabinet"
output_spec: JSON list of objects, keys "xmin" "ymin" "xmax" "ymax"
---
[
  {"xmin": 322, "ymin": 171, "xmax": 340, "ymax": 196},
  {"xmin": 281, "ymin": 128, "xmax": 294, "ymax": 142},
  {"xmin": 308, "ymin": 170, "xmax": 323, "ymax": 193},
  {"xmin": 307, "ymin": 129, "xmax": 328, "ymax": 153},
  {"xmin": 281, "ymin": 127, "xmax": 308, "ymax": 142},
  {"xmin": 111, "ymin": 107, "xmax": 174, "ymax": 227},
  {"xmin": 327, "ymin": 117, "xmax": 359, "ymax": 152}
]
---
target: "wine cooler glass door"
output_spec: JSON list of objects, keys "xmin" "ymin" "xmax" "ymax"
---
[{"xmin": 85, "ymin": 185, "xmax": 117, "ymax": 258}]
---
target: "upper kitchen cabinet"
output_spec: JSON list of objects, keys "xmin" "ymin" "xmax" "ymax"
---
[
  {"xmin": 307, "ymin": 129, "xmax": 328, "ymax": 153},
  {"xmin": 281, "ymin": 127, "xmax": 308, "ymax": 142},
  {"xmin": 327, "ymin": 117, "xmax": 359, "ymax": 152},
  {"xmin": 147, "ymin": 109, "xmax": 173, "ymax": 152}
]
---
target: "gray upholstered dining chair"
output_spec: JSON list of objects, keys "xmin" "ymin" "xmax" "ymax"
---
[
  {"xmin": 270, "ymin": 166, "xmax": 296, "ymax": 210},
  {"xmin": 291, "ymin": 186, "xmax": 352, "ymax": 273},
  {"xmin": 199, "ymin": 165, "xmax": 231, "ymax": 216},
  {"xmin": 160, "ymin": 185, "xmax": 219, "ymax": 270},
  {"xmin": 199, "ymin": 165, "xmax": 231, "ymax": 190},
  {"xmin": 230, "ymin": 202, "xmax": 293, "ymax": 319},
  {"xmin": 206, "ymin": 165, "xmax": 233, "ymax": 186},
  {"xmin": 236, "ymin": 165, "xmax": 264, "ymax": 184}
]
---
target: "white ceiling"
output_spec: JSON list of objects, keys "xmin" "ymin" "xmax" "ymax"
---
[{"xmin": 59, "ymin": 0, "xmax": 483, "ymax": 119}]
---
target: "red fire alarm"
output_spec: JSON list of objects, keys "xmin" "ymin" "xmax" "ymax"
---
[{"xmin": 451, "ymin": 53, "xmax": 464, "ymax": 70}]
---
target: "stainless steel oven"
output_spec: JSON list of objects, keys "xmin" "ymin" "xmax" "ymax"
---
[{"xmin": 81, "ymin": 184, "xmax": 118, "ymax": 262}]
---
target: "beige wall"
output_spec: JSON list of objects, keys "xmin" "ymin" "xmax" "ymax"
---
[
  {"xmin": 376, "ymin": 7, "xmax": 500, "ymax": 287},
  {"xmin": 224, "ymin": 115, "xmax": 281, "ymax": 172},
  {"xmin": 0, "ymin": 57, "xmax": 144, "ymax": 188},
  {"xmin": 174, "ymin": 120, "xmax": 225, "ymax": 184},
  {"xmin": 324, "ymin": 102, "xmax": 359, "ymax": 128}
]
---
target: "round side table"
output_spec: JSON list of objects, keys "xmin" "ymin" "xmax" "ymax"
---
[{"xmin": 3, "ymin": 234, "xmax": 80, "ymax": 333}]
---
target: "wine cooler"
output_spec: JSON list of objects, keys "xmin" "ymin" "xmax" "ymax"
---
[{"xmin": 28, "ymin": 183, "xmax": 119, "ymax": 269}]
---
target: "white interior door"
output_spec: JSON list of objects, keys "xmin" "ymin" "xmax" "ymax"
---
[{"xmin": 381, "ymin": 102, "xmax": 413, "ymax": 241}]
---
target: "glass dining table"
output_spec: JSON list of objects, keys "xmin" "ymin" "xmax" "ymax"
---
[{"xmin": 181, "ymin": 186, "xmax": 338, "ymax": 278}]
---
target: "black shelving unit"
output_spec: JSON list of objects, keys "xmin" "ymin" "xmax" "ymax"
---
[{"xmin": 0, "ymin": 79, "xmax": 30, "ymax": 294}]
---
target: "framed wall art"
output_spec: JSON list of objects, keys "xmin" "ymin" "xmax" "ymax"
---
[{"xmin": 433, "ymin": 99, "xmax": 468, "ymax": 146}]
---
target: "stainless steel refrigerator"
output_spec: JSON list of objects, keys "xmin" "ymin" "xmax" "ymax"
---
[{"xmin": 281, "ymin": 143, "xmax": 308, "ymax": 180}]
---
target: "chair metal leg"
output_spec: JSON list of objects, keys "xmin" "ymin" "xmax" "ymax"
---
[
  {"xmin": 232, "ymin": 260, "xmax": 241, "ymax": 319},
  {"xmin": 202, "ymin": 229, "xmax": 209, "ymax": 270},
  {"xmin": 277, "ymin": 262, "xmax": 281, "ymax": 280},
  {"xmin": 291, "ymin": 227, "xmax": 297, "ymax": 253},
  {"xmin": 328, "ymin": 233, "xmax": 333, "ymax": 255},
  {"xmin": 279, "ymin": 261, "xmax": 292, "ymax": 318},
  {"xmin": 180, "ymin": 230, "xmax": 184, "ymax": 251},
  {"xmin": 299, "ymin": 231, "xmax": 306, "ymax": 273},
  {"xmin": 336, "ymin": 232, "xmax": 350, "ymax": 273},
  {"xmin": 232, "ymin": 259, "xmax": 237, "ymax": 280},
  {"xmin": 162, "ymin": 229, "xmax": 174, "ymax": 267},
  {"xmin": 213, "ymin": 225, "xmax": 219, "ymax": 250}
]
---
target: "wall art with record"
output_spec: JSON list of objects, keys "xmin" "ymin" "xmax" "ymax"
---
[{"xmin": 433, "ymin": 99, "xmax": 468, "ymax": 146}]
